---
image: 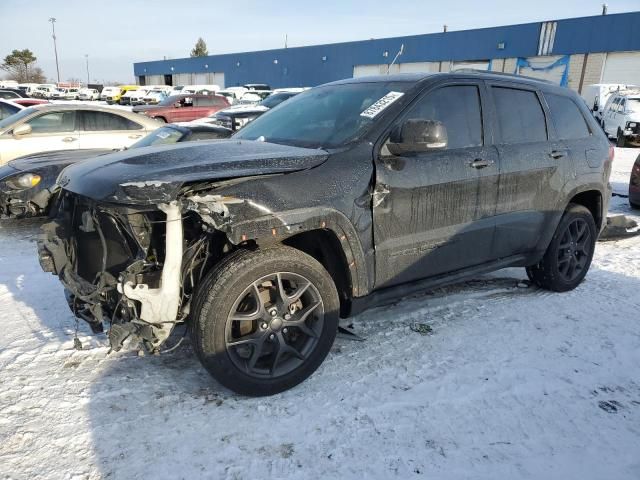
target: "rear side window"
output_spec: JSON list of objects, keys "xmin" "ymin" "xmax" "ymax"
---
[
  {"xmin": 545, "ymin": 93, "xmax": 591, "ymax": 140},
  {"xmin": 195, "ymin": 96, "xmax": 226, "ymax": 107},
  {"xmin": 27, "ymin": 111, "xmax": 76, "ymax": 133},
  {"xmin": 403, "ymin": 85, "xmax": 483, "ymax": 149},
  {"xmin": 81, "ymin": 111, "xmax": 142, "ymax": 131},
  {"xmin": 492, "ymin": 87, "xmax": 547, "ymax": 143},
  {"xmin": 0, "ymin": 103, "xmax": 20, "ymax": 120}
]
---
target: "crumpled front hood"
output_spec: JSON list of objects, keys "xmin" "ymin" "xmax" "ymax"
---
[{"xmin": 58, "ymin": 139, "xmax": 328, "ymax": 204}]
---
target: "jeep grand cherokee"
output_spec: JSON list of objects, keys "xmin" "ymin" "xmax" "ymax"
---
[{"xmin": 38, "ymin": 72, "xmax": 612, "ymax": 396}]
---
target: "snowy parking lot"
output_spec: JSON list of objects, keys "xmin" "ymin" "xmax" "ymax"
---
[{"xmin": 0, "ymin": 149, "xmax": 639, "ymax": 480}]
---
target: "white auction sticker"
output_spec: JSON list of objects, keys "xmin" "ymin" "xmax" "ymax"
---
[{"xmin": 360, "ymin": 91, "xmax": 404, "ymax": 119}]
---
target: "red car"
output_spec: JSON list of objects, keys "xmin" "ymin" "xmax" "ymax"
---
[
  {"xmin": 12, "ymin": 99, "xmax": 49, "ymax": 107},
  {"xmin": 630, "ymin": 153, "xmax": 640, "ymax": 209},
  {"xmin": 134, "ymin": 94, "xmax": 230, "ymax": 123}
]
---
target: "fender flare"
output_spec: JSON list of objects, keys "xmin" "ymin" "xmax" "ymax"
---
[{"xmin": 222, "ymin": 207, "xmax": 370, "ymax": 298}]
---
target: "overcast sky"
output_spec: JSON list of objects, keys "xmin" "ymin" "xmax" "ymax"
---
[{"xmin": 0, "ymin": 0, "xmax": 637, "ymax": 83}]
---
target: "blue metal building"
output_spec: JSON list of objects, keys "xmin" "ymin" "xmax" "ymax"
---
[{"xmin": 134, "ymin": 11, "xmax": 640, "ymax": 92}]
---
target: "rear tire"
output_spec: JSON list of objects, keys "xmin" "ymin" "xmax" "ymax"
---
[
  {"xmin": 526, "ymin": 204, "xmax": 597, "ymax": 292},
  {"xmin": 630, "ymin": 199, "xmax": 640, "ymax": 210},
  {"xmin": 191, "ymin": 247, "xmax": 339, "ymax": 396},
  {"xmin": 154, "ymin": 116, "xmax": 166, "ymax": 123},
  {"xmin": 617, "ymin": 128, "xmax": 627, "ymax": 148}
]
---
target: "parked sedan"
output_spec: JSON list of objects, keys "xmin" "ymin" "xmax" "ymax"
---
[
  {"xmin": 0, "ymin": 123, "xmax": 232, "ymax": 218},
  {"xmin": 133, "ymin": 94, "xmax": 229, "ymax": 123},
  {"xmin": 78, "ymin": 88, "xmax": 100, "ymax": 101},
  {"xmin": 0, "ymin": 104, "xmax": 161, "ymax": 165}
]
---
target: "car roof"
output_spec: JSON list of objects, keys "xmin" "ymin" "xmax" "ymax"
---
[
  {"xmin": 12, "ymin": 104, "xmax": 161, "ymax": 128},
  {"xmin": 329, "ymin": 70, "xmax": 568, "ymax": 88}
]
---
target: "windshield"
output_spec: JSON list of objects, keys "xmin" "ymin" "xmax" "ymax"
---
[
  {"xmin": 234, "ymin": 82, "xmax": 411, "ymax": 148},
  {"xmin": 628, "ymin": 99, "xmax": 640, "ymax": 112},
  {"xmin": 0, "ymin": 107, "xmax": 35, "ymax": 130},
  {"xmin": 129, "ymin": 126, "xmax": 185, "ymax": 148},
  {"xmin": 260, "ymin": 92, "xmax": 297, "ymax": 109}
]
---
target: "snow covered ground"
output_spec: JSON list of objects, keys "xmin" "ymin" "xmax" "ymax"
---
[{"xmin": 0, "ymin": 149, "xmax": 639, "ymax": 480}]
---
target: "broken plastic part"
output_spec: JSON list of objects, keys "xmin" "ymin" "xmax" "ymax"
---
[{"xmin": 119, "ymin": 201, "xmax": 183, "ymax": 347}]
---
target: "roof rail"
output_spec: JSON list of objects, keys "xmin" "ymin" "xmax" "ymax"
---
[{"xmin": 451, "ymin": 68, "xmax": 556, "ymax": 84}]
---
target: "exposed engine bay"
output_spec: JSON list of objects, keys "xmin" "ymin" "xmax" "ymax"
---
[{"xmin": 38, "ymin": 189, "xmax": 239, "ymax": 352}]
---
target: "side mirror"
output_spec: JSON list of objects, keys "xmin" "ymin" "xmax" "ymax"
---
[
  {"xmin": 13, "ymin": 124, "xmax": 32, "ymax": 138},
  {"xmin": 593, "ymin": 104, "xmax": 599, "ymax": 112},
  {"xmin": 387, "ymin": 119, "xmax": 447, "ymax": 156}
]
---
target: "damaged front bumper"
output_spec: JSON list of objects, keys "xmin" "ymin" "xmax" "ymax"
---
[{"xmin": 38, "ymin": 189, "xmax": 242, "ymax": 352}]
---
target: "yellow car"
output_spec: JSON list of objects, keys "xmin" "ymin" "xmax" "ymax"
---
[{"xmin": 105, "ymin": 85, "xmax": 139, "ymax": 105}]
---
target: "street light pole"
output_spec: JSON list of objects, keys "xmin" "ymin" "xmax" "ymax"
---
[
  {"xmin": 85, "ymin": 54, "xmax": 90, "ymax": 86},
  {"xmin": 49, "ymin": 17, "xmax": 61, "ymax": 83}
]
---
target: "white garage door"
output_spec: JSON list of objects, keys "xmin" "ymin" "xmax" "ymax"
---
[
  {"xmin": 353, "ymin": 64, "xmax": 384, "ymax": 77},
  {"xmin": 451, "ymin": 61, "xmax": 489, "ymax": 71},
  {"xmin": 602, "ymin": 52, "xmax": 640, "ymax": 85},
  {"xmin": 516, "ymin": 56, "xmax": 567, "ymax": 85},
  {"xmin": 398, "ymin": 62, "xmax": 439, "ymax": 73},
  {"xmin": 173, "ymin": 73, "xmax": 192, "ymax": 85},
  {"xmin": 354, "ymin": 62, "xmax": 439, "ymax": 77},
  {"xmin": 146, "ymin": 75, "xmax": 164, "ymax": 86}
]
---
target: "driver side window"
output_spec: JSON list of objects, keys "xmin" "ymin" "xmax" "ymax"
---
[{"xmin": 404, "ymin": 85, "xmax": 483, "ymax": 150}]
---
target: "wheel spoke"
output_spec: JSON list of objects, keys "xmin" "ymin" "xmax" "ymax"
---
[
  {"xmin": 270, "ymin": 334, "xmax": 305, "ymax": 376},
  {"xmin": 576, "ymin": 221, "xmax": 587, "ymax": 241},
  {"xmin": 558, "ymin": 255, "xmax": 571, "ymax": 265},
  {"xmin": 275, "ymin": 272, "xmax": 311, "ymax": 307},
  {"xmin": 247, "ymin": 334, "xmax": 268, "ymax": 371}
]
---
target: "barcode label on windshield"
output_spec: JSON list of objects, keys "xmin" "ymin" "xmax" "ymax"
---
[{"xmin": 360, "ymin": 91, "xmax": 404, "ymax": 119}]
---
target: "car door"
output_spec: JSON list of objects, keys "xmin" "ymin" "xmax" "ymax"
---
[
  {"xmin": 603, "ymin": 97, "xmax": 619, "ymax": 135},
  {"xmin": 488, "ymin": 83, "xmax": 568, "ymax": 257},
  {"xmin": 78, "ymin": 110, "xmax": 146, "ymax": 150},
  {"xmin": 4, "ymin": 110, "xmax": 79, "ymax": 162},
  {"xmin": 373, "ymin": 81, "xmax": 500, "ymax": 289},
  {"xmin": 168, "ymin": 97, "xmax": 195, "ymax": 122}
]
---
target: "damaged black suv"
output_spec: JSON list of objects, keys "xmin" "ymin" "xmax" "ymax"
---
[{"xmin": 39, "ymin": 72, "xmax": 612, "ymax": 395}]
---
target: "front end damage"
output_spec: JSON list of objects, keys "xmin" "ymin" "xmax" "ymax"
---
[{"xmin": 38, "ymin": 189, "xmax": 237, "ymax": 352}]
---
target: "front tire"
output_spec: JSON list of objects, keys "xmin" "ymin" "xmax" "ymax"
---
[
  {"xmin": 526, "ymin": 204, "xmax": 597, "ymax": 292},
  {"xmin": 191, "ymin": 247, "xmax": 339, "ymax": 396},
  {"xmin": 617, "ymin": 128, "xmax": 627, "ymax": 148}
]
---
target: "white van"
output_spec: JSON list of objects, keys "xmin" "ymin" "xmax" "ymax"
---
[{"xmin": 582, "ymin": 84, "xmax": 639, "ymax": 123}]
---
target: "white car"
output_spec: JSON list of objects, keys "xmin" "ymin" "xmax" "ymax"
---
[
  {"xmin": 78, "ymin": 88, "xmax": 100, "ymax": 101},
  {"xmin": 0, "ymin": 104, "xmax": 162, "ymax": 165},
  {"xmin": 100, "ymin": 86, "xmax": 121, "ymax": 101},
  {"xmin": 142, "ymin": 89, "xmax": 169, "ymax": 105},
  {"xmin": 127, "ymin": 89, "xmax": 149, "ymax": 105},
  {"xmin": 32, "ymin": 85, "xmax": 57, "ymax": 99},
  {"xmin": 50, "ymin": 88, "xmax": 80, "ymax": 100},
  {"xmin": 181, "ymin": 84, "xmax": 220, "ymax": 95}
]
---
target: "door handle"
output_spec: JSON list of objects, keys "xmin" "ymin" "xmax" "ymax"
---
[
  {"xmin": 469, "ymin": 159, "xmax": 492, "ymax": 169},
  {"xmin": 62, "ymin": 137, "xmax": 77, "ymax": 143},
  {"xmin": 549, "ymin": 150, "xmax": 567, "ymax": 159},
  {"xmin": 128, "ymin": 134, "xmax": 143, "ymax": 139}
]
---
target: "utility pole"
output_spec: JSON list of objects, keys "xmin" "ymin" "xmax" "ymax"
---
[
  {"xmin": 49, "ymin": 17, "xmax": 61, "ymax": 83},
  {"xmin": 85, "ymin": 54, "xmax": 90, "ymax": 86}
]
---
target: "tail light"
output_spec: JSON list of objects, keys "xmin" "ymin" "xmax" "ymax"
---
[{"xmin": 607, "ymin": 145, "xmax": 614, "ymax": 164}]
